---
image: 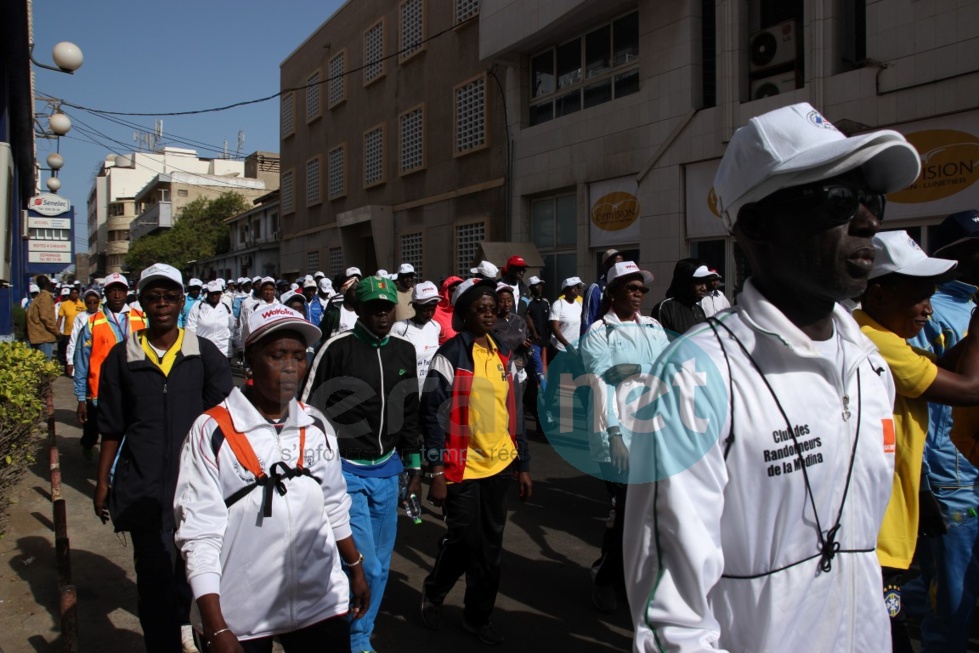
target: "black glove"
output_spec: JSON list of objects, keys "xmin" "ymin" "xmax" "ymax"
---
[{"xmin": 918, "ymin": 490, "xmax": 948, "ymax": 537}]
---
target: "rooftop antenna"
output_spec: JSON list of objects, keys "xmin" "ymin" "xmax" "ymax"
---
[{"xmin": 236, "ymin": 130, "xmax": 245, "ymax": 159}]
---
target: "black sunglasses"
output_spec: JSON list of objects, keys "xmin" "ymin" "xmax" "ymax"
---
[{"xmin": 757, "ymin": 183, "xmax": 886, "ymax": 225}]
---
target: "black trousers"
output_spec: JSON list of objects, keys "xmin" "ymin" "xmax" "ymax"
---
[
  {"xmin": 80, "ymin": 399, "xmax": 99, "ymax": 448},
  {"xmin": 594, "ymin": 464, "xmax": 627, "ymax": 590},
  {"xmin": 423, "ymin": 469, "xmax": 511, "ymax": 626},
  {"xmin": 195, "ymin": 615, "xmax": 350, "ymax": 653},
  {"xmin": 130, "ymin": 529, "xmax": 192, "ymax": 653}
]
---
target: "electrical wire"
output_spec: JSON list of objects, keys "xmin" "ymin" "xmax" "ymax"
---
[{"xmin": 59, "ymin": 15, "xmax": 476, "ymax": 117}]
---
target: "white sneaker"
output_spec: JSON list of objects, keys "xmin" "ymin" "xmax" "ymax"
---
[{"xmin": 181, "ymin": 624, "xmax": 197, "ymax": 653}]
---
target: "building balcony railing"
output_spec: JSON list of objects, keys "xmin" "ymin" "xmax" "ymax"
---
[{"xmin": 130, "ymin": 201, "xmax": 173, "ymax": 241}]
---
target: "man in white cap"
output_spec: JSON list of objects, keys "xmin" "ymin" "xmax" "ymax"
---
[
  {"xmin": 470, "ymin": 260, "xmax": 499, "ymax": 281},
  {"xmin": 699, "ymin": 269, "xmax": 730, "ymax": 318},
  {"xmin": 21, "ymin": 282, "xmax": 39, "ymax": 309},
  {"xmin": 94, "ymin": 263, "xmax": 233, "ymax": 653},
  {"xmin": 308, "ymin": 277, "xmax": 334, "ymax": 329},
  {"xmin": 854, "ymin": 230, "xmax": 979, "ymax": 649},
  {"xmin": 392, "ymin": 280, "xmax": 441, "ymax": 395},
  {"xmin": 394, "ymin": 263, "xmax": 417, "ymax": 321},
  {"xmin": 624, "ymin": 102, "xmax": 922, "ymax": 652},
  {"xmin": 74, "ymin": 272, "xmax": 148, "ymax": 457},
  {"xmin": 238, "ymin": 277, "xmax": 280, "ymax": 348},
  {"xmin": 186, "ymin": 280, "xmax": 235, "ymax": 360},
  {"xmin": 179, "ymin": 278, "xmax": 203, "ymax": 328},
  {"xmin": 25, "ymin": 275, "xmax": 60, "ymax": 360}
]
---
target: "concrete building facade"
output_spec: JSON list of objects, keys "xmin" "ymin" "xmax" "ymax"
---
[
  {"xmin": 87, "ymin": 148, "xmax": 279, "ymax": 279},
  {"xmin": 190, "ymin": 191, "xmax": 281, "ymax": 282},
  {"xmin": 279, "ymin": 0, "xmax": 507, "ymax": 282},
  {"xmin": 480, "ymin": 0, "xmax": 979, "ymax": 299}
]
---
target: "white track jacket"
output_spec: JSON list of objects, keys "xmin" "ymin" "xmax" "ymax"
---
[
  {"xmin": 624, "ymin": 280, "xmax": 896, "ymax": 653},
  {"xmin": 174, "ymin": 388, "xmax": 352, "ymax": 640}
]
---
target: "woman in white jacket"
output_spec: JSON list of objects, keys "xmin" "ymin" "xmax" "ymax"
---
[
  {"xmin": 175, "ymin": 306, "xmax": 368, "ymax": 652},
  {"xmin": 186, "ymin": 280, "xmax": 235, "ymax": 359},
  {"xmin": 579, "ymin": 261, "xmax": 669, "ymax": 613}
]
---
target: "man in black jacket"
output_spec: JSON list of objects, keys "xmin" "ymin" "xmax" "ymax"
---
[
  {"xmin": 300, "ymin": 274, "xmax": 423, "ymax": 653},
  {"xmin": 94, "ymin": 263, "xmax": 233, "ymax": 653}
]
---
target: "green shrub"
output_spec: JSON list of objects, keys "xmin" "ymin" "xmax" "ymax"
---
[{"xmin": 0, "ymin": 342, "xmax": 61, "ymax": 536}]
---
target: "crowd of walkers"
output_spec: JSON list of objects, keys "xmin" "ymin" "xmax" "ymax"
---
[{"xmin": 18, "ymin": 101, "xmax": 979, "ymax": 652}]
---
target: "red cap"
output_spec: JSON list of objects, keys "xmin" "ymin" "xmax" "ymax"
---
[{"xmin": 506, "ymin": 255, "xmax": 527, "ymax": 269}]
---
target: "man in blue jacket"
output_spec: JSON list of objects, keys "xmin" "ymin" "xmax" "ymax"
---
[{"xmin": 907, "ymin": 209, "xmax": 979, "ymax": 651}]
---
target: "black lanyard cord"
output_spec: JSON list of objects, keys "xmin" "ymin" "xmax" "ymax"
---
[{"xmin": 708, "ymin": 317, "xmax": 863, "ymax": 574}]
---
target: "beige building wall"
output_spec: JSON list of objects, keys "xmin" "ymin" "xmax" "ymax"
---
[
  {"xmin": 279, "ymin": 0, "xmax": 506, "ymax": 282},
  {"xmin": 481, "ymin": 0, "xmax": 979, "ymax": 301}
]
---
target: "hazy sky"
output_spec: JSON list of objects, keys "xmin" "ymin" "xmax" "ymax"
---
[{"xmin": 30, "ymin": 0, "xmax": 347, "ymax": 253}]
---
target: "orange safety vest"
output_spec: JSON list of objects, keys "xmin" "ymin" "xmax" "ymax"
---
[
  {"xmin": 86, "ymin": 308, "xmax": 147, "ymax": 400},
  {"xmin": 205, "ymin": 405, "xmax": 318, "ymax": 517}
]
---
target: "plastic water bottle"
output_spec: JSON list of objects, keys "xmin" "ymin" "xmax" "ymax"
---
[{"xmin": 403, "ymin": 492, "xmax": 423, "ymax": 525}]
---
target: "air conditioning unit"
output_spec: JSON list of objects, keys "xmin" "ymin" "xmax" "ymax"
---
[
  {"xmin": 750, "ymin": 72, "xmax": 799, "ymax": 100},
  {"xmin": 749, "ymin": 19, "xmax": 798, "ymax": 75}
]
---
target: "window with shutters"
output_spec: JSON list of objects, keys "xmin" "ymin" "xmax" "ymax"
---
[
  {"xmin": 281, "ymin": 169, "xmax": 295, "ymax": 214},
  {"xmin": 399, "ymin": 0, "xmax": 425, "ymax": 62},
  {"xmin": 454, "ymin": 74, "xmax": 487, "ymax": 155},
  {"xmin": 400, "ymin": 232, "xmax": 424, "ymax": 277},
  {"xmin": 281, "ymin": 92, "xmax": 295, "ymax": 139},
  {"xmin": 455, "ymin": 0, "xmax": 479, "ymax": 24},
  {"xmin": 328, "ymin": 50, "xmax": 347, "ymax": 108},
  {"xmin": 306, "ymin": 70, "xmax": 322, "ymax": 122},
  {"xmin": 330, "ymin": 247, "xmax": 344, "ymax": 276},
  {"xmin": 364, "ymin": 19, "xmax": 386, "ymax": 86},
  {"xmin": 456, "ymin": 221, "xmax": 485, "ymax": 276},
  {"xmin": 328, "ymin": 144, "xmax": 346, "ymax": 200},
  {"xmin": 364, "ymin": 125, "xmax": 386, "ymax": 188},
  {"xmin": 306, "ymin": 157, "xmax": 322, "ymax": 207},
  {"xmin": 399, "ymin": 105, "xmax": 424, "ymax": 175}
]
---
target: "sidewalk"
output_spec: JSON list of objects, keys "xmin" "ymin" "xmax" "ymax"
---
[{"xmin": 0, "ymin": 375, "xmax": 634, "ymax": 652}]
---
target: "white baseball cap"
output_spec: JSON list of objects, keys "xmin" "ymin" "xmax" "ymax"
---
[
  {"xmin": 713, "ymin": 102, "xmax": 922, "ymax": 232},
  {"xmin": 139, "ymin": 264, "xmax": 184, "ymax": 292},
  {"xmin": 314, "ymin": 270, "xmax": 325, "ymax": 279},
  {"xmin": 470, "ymin": 260, "xmax": 499, "ymax": 278},
  {"xmin": 258, "ymin": 276, "xmax": 276, "ymax": 288},
  {"xmin": 606, "ymin": 261, "xmax": 654, "ymax": 285},
  {"xmin": 692, "ymin": 265, "xmax": 719, "ymax": 279},
  {"xmin": 252, "ymin": 275, "xmax": 262, "ymax": 284},
  {"xmin": 60, "ymin": 287, "xmax": 71, "ymax": 296},
  {"xmin": 411, "ymin": 281, "xmax": 440, "ymax": 304},
  {"xmin": 397, "ymin": 263, "xmax": 416, "ymax": 275},
  {"xmin": 303, "ymin": 277, "xmax": 317, "ymax": 289},
  {"xmin": 28, "ymin": 283, "xmax": 40, "ymax": 293},
  {"xmin": 205, "ymin": 280, "xmax": 222, "ymax": 293},
  {"xmin": 103, "ymin": 272, "xmax": 129, "ymax": 290},
  {"xmin": 318, "ymin": 278, "xmax": 334, "ymax": 293},
  {"xmin": 496, "ymin": 282, "xmax": 515, "ymax": 294},
  {"xmin": 451, "ymin": 278, "xmax": 496, "ymax": 306},
  {"xmin": 345, "ymin": 267, "xmax": 363, "ymax": 278},
  {"xmin": 245, "ymin": 305, "xmax": 321, "ymax": 349},
  {"xmin": 528, "ymin": 276, "xmax": 543, "ymax": 286},
  {"xmin": 561, "ymin": 276, "xmax": 584, "ymax": 289},
  {"xmin": 869, "ymin": 230, "xmax": 958, "ymax": 280}
]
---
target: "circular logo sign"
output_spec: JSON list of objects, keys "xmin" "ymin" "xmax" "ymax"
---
[
  {"xmin": 889, "ymin": 129, "xmax": 979, "ymax": 204},
  {"xmin": 591, "ymin": 191, "xmax": 639, "ymax": 232}
]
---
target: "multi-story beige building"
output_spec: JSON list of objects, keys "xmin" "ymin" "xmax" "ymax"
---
[
  {"xmin": 279, "ymin": 0, "xmax": 508, "ymax": 282},
  {"xmin": 87, "ymin": 148, "xmax": 279, "ymax": 279},
  {"xmin": 481, "ymin": 0, "xmax": 979, "ymax": 298}
]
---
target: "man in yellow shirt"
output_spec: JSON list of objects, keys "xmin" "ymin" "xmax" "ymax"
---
[
  {"xmin": 57, "ymin": 286, "xmax": 85, "ymax": 369},
  {"xmin": 854, "ymin": 230, "xmax": 979, "ymax": 651}
]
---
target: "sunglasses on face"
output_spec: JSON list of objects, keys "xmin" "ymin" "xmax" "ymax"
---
[
  {"xmin": 758, "ymin": 183, "xmax": 886, "ymax": 225},
  {"xmin": 621, "ymin": 284, "xmax": 650, "ymax": 295},
  {"xmin": 142, "ymin": 292, "xmax": 183, "ymax": 305}
]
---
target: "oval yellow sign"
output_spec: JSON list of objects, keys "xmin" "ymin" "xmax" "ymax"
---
[
  {"xmin": 707, "ymin": 187, "xmax": 720, "ymax": 217},
  {"xmin": 889, "ymin": 129, "xmax": 979, "ymax": 204},
  {"xmin": 592, "ymin": 191, "xmax": 639, "ymax": 231}
]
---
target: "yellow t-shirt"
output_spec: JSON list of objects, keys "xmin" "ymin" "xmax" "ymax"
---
[
  {"xmin": 464, "ymin": 336, "xmax": 518, "ymax": 479},
  {"xmin": 140, "ymin": 329, "xmax": 185, "ymax": 377},
  {"xmin": 854, "ymin": 310, "xmax": 937, "ymax": 569},
  {"xmin": 58, "ymin": 299, "xmax": 85, "ymax": 336}
]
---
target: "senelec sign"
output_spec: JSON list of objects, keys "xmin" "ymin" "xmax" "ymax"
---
[{"xmin": 28, "ymin": 193, "xmax": 71, "ymax": 216}]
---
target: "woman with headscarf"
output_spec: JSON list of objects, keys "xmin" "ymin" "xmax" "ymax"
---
[
  {"xmin": 580, "ymin": 261, "xmax": 670, "ymax": 614},
  {"xmin": 433, "ymin": 276, "xmax": 464, "ymax": 345},
  {"xmin": 653, "ymin": 258, "xmax": 710, "ymax": 337},
  {"xmin": 174, "ymin": 307, "xmax": 369, "ymax": 652}
]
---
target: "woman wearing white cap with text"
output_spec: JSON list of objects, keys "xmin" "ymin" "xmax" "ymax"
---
[{"xmin": 175, "ymin": 306, "xmax": 368, "ymax": 652}]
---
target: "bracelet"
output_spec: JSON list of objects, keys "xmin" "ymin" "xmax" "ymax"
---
[
  {"xmin": 209, "ymin": 627, "xmax": 233, "ymax": 640},
  {"xmin": 344, "ymin": 552, "xmax": 364, "ymax": 567},
  {"xmin": 425, "ymin": 471, "xmax": 445, "ymax": 478},
  {"xmin": 406, "ymin": 468, "xmax": 423, "ymax": 477}
]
